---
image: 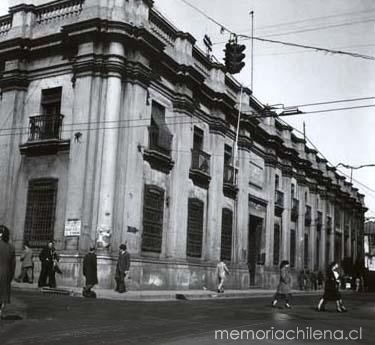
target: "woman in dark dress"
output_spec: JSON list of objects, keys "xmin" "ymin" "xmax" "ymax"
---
[
  {"xmin": 0, "ymin": 225, "xmax": 16, "ymax": 319},
  {"xmin": 82, "ymin": 247, "xmax": 98, "ymax": 297},
  {"xmin": 317, "ymin": 262, "xmax": 347, "ymax": 312}
]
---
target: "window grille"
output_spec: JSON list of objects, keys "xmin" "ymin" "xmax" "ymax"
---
[
  {"xmin": 142, "ymin": 185, "xmax": 165, "ymax": 253},
  {"xmin": 304, "ymin": 233, "xmax": 309, "ymax": 268},
  {"xmin": 273, "ymin": 224, "xmax": 280, "ymax": 265},
  {"xmin": 221, "ymin": 208, "xmax": 233, "ymax": 261},
  {"xmin": 23, "ymin": 178, "xmax": 58, "ymax": 248},
  {"xmin": 186, "ymin": 198, "xmax": 204, "ymax": 258},
  {"xmin": 290, "ymin": 229, "xmax": 296, "ymax": 267}
]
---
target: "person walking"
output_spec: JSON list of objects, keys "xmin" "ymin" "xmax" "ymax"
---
[
  {"xmin": 216, "ymin": 258, "xmax": 230, "ymax": 293},
  {"xmin": 38, "ymin": 240, "xmax": 59, "ymax": 288},
  {"xmin": 15, "ymin": 241, "xmax": 33, "ymax": 284},
  {"xmin": 272, "ymin": 260, "xmax": 292, "ymax": 309},
  {"xmin": 115, "ymin": 244, "xmax": 130, "ymax": 293},
  {"xmin": 82, "ymin": 246, "xmax": 98, "ymax": 297},
  {"xmin": 317, "ymin": 262, "xmax": 347, "ymax": 312},
  {"xmin": 0, "ymin": 225, "xmax": 16, "ymax": 319}
]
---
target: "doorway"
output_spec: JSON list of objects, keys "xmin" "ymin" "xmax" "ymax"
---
[{"xmin": 248, "ymin": 215, "xmax": 263, "ymax": 286}]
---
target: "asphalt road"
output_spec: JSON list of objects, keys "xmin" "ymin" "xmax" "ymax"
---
[{"xmin": 0, "ymin": 290, "xmax": 374, "ymax": 345}]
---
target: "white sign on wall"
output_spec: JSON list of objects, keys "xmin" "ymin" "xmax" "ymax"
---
[{"xmin": 64, "ymin": 219, "xmax": 81, "ymax": 237}]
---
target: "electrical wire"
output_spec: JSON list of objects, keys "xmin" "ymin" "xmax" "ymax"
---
[{"xmin": 272, "ymin": 97, "xmax": 375, "ymax": 109}]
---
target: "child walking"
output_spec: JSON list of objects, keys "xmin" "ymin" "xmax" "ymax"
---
[{"xmin": 216, "ymin": 258, "xmax": 230, "ymax": 293}]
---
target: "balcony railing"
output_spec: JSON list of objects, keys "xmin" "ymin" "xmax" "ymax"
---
[
  {"xmin": 223, "ymin": 165, "xmax": 237, "ymax": 185},
  {"xmin": 291, "ymin": 198, "xmax": 299, "ymax": 221},
  {"xmin": 191, "ymin": 149, "xmax": 210, "ymax": 174},
  {"xmin": 148, "ymin": 126, "xmax": 172, "ymax": 157},
  {"xmin": 275, "ymin": 190, "xmax": 284, "ymax": 208},
  {"xmin": 28, "ymin": 114, "xmax": 64, "ymax": 141},
  {"xmin": 189, "ymin": 149, "xmax": 211, "ymax": 189},
  {"xmin": 305, "ymin": 205, "xmax": 312, "ymax": 226}
]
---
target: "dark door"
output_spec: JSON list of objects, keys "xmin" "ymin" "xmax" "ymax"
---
[{"xmin": 248, "ymin": 215, "xmax": 263, "ymax": 286}]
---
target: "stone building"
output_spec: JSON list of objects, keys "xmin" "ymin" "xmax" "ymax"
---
[{"xmin": 0, "ymin": 0, "xmax": 367, "ymax": 290}]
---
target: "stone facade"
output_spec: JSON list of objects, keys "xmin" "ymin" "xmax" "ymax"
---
[{"xmin": 0, "ymin": 0, "xmax": 367, "ymax": 290}]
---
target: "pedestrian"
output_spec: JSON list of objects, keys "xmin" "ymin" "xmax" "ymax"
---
[
  {"xmin": 272, "ymin": 260, "xmax": 292, "ymax": 309},
  {"xmin": 355, "ymin": 277, "xmax": 361, "ymax": 292},
  {"xmin": 216, "ymin": 258, "xmax": 230, "ymax": 293},
  {"xmin": 115, "ymin": 244, "xmax": 130, "ymax": 293},
  {"xmin": 317, "ymin": 262, "xmax": 347, "ymax": 312},
  {"xmin": 38, "ymin": 240, "xmax": 59, "ymax": 288},
  {"xmin": 0, "ymin": 225, "xmax": 16, "ymax": 319},
  {"xmin": 15, "ymin": 241, "xmax": 33, "ymax": 284},
  {"xmin": 82, "ymin": 246, "xmax": 98, "ymax": 297}
]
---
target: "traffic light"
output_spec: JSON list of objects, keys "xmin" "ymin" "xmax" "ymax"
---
[{"xmin": 224, "ymin": 42, "xmax": 246, "ymax": 74}]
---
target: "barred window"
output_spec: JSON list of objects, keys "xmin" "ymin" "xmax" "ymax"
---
[
  {"xmin": 304, "ymin": 233, "xmax": 309, "ymax": 268},
  {"xmin": 24, "ymin": 179, "xmax": 58, "ymax": 248},
  {"xmin": 290, "ymin": 230, "xmax": 296, "ymax": 268},
  {"xmin": 221, "ymin": 208, "xmax": 233, "ymax": 261},
  {"xmin": 273, "ymin": 224, "xmax": 281, "ymax": 265},
  {"xmin": 142, "ymin": 185, "xmax": 165, "ymax": 253},
  {"xmin": 186, "ymin": 198, "xmax": 204, "ymax": 258}
]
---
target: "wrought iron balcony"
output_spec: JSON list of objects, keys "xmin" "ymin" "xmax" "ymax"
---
[
  {"xmin": 189, "ymin": 149, "xmax": 211, "ymax": 189},
  {"xmin": 291, "ymin": 198, "xmax": 299, "ymax": 221},
  {"xmin": 223, "ymin": 165, "xmax": 238, "ymax": 199},
  {"xmin": 274, "ymin": 190, "xmax": 284, "ymax": 216},
  {"xmin": 19, "ymin": 114, "xmax": 70, "ymax": 156},
  {"xmin": 143, "ymin": 126, "xmax": 174, "ymax": 174},
  {"xmin": 305, "ymin": 205, "xmax": 312, "ymax": 226}
]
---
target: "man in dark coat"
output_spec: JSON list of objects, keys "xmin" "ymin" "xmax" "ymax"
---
[
  {"xmin": 272, "ymin": 260, "xmax": 292, "ymax": 308},
  {"xmin": 83, "ymin": 247, "xmax": 98, "ymax": 297},
  {"xmin": 115, "ymin": 244, "xmax": 130, "ymax": 293},
  {"xmin": 0, "ymin": 225, "xmax": 16, "ymax": 319},
  {"xmin": 38, "ymin": 240, "xmax": 59, "ymax": 288}
]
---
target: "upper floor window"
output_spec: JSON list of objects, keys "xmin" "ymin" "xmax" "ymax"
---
[
  {"xmin": 193, "ymin": 127, "xmax": 204, "ymax": 151},
  {"xmin": 224, "ymin": 144, "xmax": 233, "ymax": 166},
  {"xmin": 275, "ymin": 175, "xmax": 280, "ymax": 190},
  {"xmin": 291, "ymin": 183, "xmax": 295, "ymax": 199},
  {"xmin": 41, "ymin": 87, "xmax": 62, "ymax": 115},
  {"xmin": 149, "ymin": 101, "xmax": 173, "ymax": 154}
]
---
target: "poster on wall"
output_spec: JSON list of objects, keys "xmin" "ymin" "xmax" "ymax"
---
[{"xmin": 64, "ymin": 219, "xmax": 81, "ymax": 237}]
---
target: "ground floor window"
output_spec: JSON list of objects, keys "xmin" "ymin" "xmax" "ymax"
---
[
  {"xmin": 24, "ymin": 178, "xmax": 58, "ymax": 247},
  {"xmin": 290, "ymin": 229, "xmax": 296, "ymax": 268},
  {"xmin": 221, "ymin": 208, "xmax": 233, "ymax": 261},
  {"xmin": 142, "ymin": 185, "xmax": 165, "ymax": 253},
  {"xmin": 273, "ymin": 224, "xmax": 281, "ymax": 265},
  {"xmin": 304, "ymin": 233, "xmax": 309, "ymax": 268},
  {"xmin": 186, "ymin": 198, "xmax": 204, "ymax": 258}
]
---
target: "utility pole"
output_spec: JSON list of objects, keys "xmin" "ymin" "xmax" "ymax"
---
[{"xmin": 250, "ymin": 10, "xmax": 254, "ymax": 91}]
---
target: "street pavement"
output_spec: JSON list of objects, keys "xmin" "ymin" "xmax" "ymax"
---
[{"xmin": 0, "ymin": 290, "xmax": 374, "ymax": 345}]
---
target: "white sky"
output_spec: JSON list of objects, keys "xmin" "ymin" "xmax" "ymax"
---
[{"xmin": 1, "ymin": 0, "xmax": 374, "ymax": 216}]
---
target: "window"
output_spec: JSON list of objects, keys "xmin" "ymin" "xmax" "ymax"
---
[
  {"xmin": 290, "ymin": 230, "xmax": 296, "ymax": 268},
  {"xmin": 316, "ymin": 234, "xmax": 320, "ymax": 270},
  {"xmin": 41, "ymin": 87, "xmax": 62, "ymax": 115},
  {"xmin": 273, "ymin": 224, "xmax": 281, "ymax": 265},
  {"xmin": 24, "ymin": 179, "xmax": 58, "ymax": 248},
  {"xmin": 304, "ymin": 233, "xmax": 309, "ymax": 268},
  {"xmin": 224, "ymin": 144, "xmax": 233, "ymax": 166},
  {"xmin": 149, "ymin": 101, "xmax": 173, "ymax": 154},
  {"xmin": 186, "ymin": 198, "xmax": 204, "ymax": 258},
  {"xmin": 305, "ymin": 191, "xmax": 308, "ymax": 203},
  {"xmin": 291, "ymin": 183, "xmax": 295, "ymax": 199},
  {"xmin": 221, "ymin": 208, "xmax": 233, "ymax": 261},
  {"xmin": 275, "ymin": 175, "xmax": 279, "ymax": 190},
  {"xmin": 142, "ymin": 185, "xmax": 165, "ymax": 253},
  {"xmin": 193, "ymin": 127, "xmax": 204, "ymax": 151}
]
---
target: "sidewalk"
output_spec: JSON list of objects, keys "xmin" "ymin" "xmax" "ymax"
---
[{"xmin": 12, "ymin": 281, "xmax": 327, "ymax": 302}]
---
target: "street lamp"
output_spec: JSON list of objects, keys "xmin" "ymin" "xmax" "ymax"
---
[{"xmin": 335, "ymin": 163, "xmax": 375, "ymax": 183}]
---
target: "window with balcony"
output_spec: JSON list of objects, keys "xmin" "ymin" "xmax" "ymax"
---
[
  {"xmin": 186, "ymin": 198, "xmax": 204, "ymax": 258},
  {"xmin": 20, "ymin": 87, "xmax": 69, "ymax": 156},
  {"xmin": 23, "ymin": 178, "xmax": 58, "ymax": 248},
  {"xmin": 220, "ymin": 208, "xmax": 233, "ymax": 261},
  {"xmin": 273, "ymin": 224, "xmax": 281, "ymax": 265},
  {"xmin": 291, "ymin": 198, "xmax": 299, "ymax": 222},
  {"xmin": 290, "ymin": 229, "xmax": 296, "ymax": 268},
  {"xmin": 223, "ymin": 144, "xmax": 238, "ymax": 198},
  {"xmin": 189, "ymin": 127, "xmax": 211, "ymax": 188},
  {"xmin": 305, "ymin": 205, "xmax": 312, "ymax": 226},
  {"xmin": 142, "ymin": 185, "xmax": 165, "ymax": 253},
  {"xmin": 143, "ymin": 101, "xmax": 174, "ymax": 173}
]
